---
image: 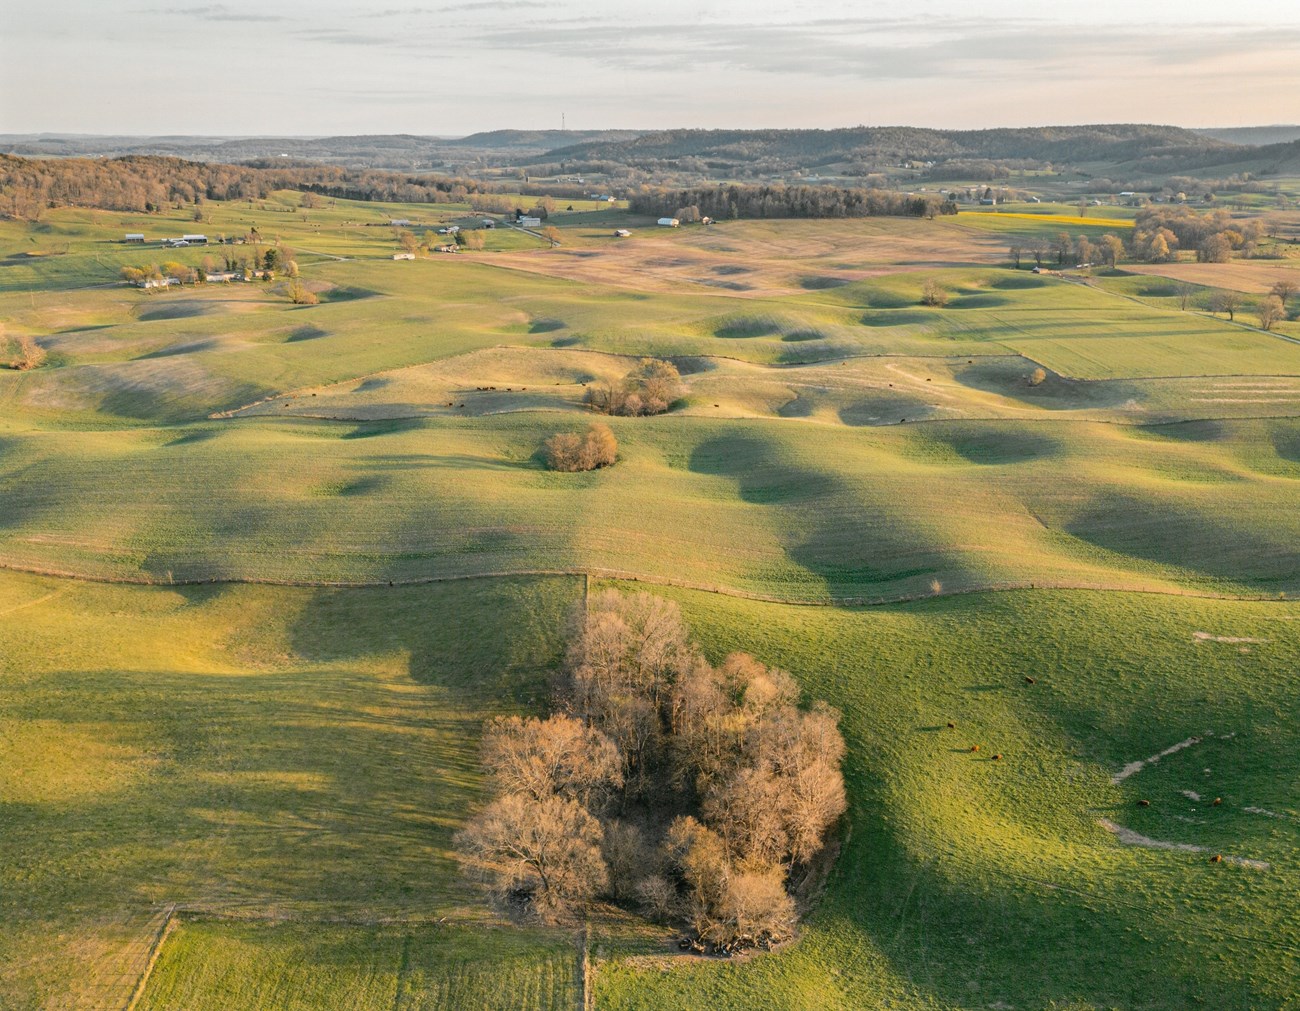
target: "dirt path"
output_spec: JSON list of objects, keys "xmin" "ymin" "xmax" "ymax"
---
[
  {"xmin": 1111, "ymin": 736, "xmax": 1206, "ymax": 784},
  {"xmin": 1098, "ymin": 819, "xmax": 1269, "ymax": 870}
]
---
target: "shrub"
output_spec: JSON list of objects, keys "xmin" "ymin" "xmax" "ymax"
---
[
  {"xmin": 543, "ymin": 422, "xmax": 617, "ymax": 471},
  {"xmin": 586, "ymin": 358, "xmax": 682, "ymax": 416},
  {"xmin": 286, "ymin": 280, "xmax": 319, "ymax": 305},
  {"xmin": 1027, "ymin": 367, "xmax": 1047, "ymax": 386},
  {"xmin": 921, "ymin": 278, "xmax": 949, "ymax": 307},
  {"xmin": 2, "ymin": 328, "xmax": 46, "ymax": 371}
]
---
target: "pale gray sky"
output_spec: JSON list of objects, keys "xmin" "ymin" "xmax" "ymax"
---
[{"xmin": 2, "ymin": 0, "xmax": 1298, "ymax": 135}]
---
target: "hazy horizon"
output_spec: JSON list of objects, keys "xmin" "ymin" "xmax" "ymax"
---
[{"xmin": 3, "ymin": 0, "xmax": 1300, "ymax": 136}]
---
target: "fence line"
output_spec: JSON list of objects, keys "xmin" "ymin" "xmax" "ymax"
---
[
  {"xmin": 123, "ymin": 904, "xmax": 176, "ymax": 1011},
  {"xmin": 0, "ymin": 558, "xmax": 1292, "ymax": 611}
]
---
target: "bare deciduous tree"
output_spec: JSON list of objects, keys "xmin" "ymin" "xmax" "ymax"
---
[
  {"xmin": 1210, "ymin": 289, "xmax": 1241, "ymax": 321},
  {"xmin": 1099, "ymin": 234, "xmax": 1124, "ymax": 268},
  {"xmin": 1270, "ymin": 279, "xmax": 1297, "ymax": 314},
  {"xmin": 1258, "ymin": 294, "xmax": 1286, "ymax": 332},
  {"xmin": 920, "ymin": 279, "xmax": 949, "ymax": 307},
  {"xmin": 455, "ymin": 793, "xmax": 608, "ymax": 921},
  {"xmin": 481, "ymin": 714, "xmax": 622, "ymax": 807}
]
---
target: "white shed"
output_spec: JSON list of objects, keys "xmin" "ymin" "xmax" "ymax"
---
[{"xmin": 657, "ymin": 217, "xmax": 679, "ymax": 227}]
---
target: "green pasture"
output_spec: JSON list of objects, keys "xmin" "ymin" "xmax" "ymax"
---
[
  {"xmin": 0, "ymin": 570, "xmax": 579, "ymax": 1010},
  {"xmin": 4, "ymin": 571, "xmax": 1299, "ymax": 1010},
  {"xmin": 594, "ymin": 583, "xmax": 1300, "ymax": 1010},
  {"xmin": 5, "ymin": 194, "xmax": 1300, "ymax": 1010},
  {"xmin": 3, "ymin": 413, "xmax": 1300, "ymax": 599},
  {"xmin": 140, "ymin": 920, "xmax": 579, "ymax": 1011}
]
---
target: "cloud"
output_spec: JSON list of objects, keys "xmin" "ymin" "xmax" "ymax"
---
[
  {"xmin": 176, "ymin": 4, "xmax": 286, "ymax": 22},
  {"xmin": 473, "ymin": 16, "xmax": 1300, "ymax": 84},
  {"xmin": 292, "ymin": 28, "xmax": 404, "ymax": 48},
  {"xmin": 438, "ymin": 0, "xmax": 547, "ymax": 9}
]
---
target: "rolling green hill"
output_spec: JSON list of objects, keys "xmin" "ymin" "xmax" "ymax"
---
[{"xmin": 4, "ymin": 195, "xmax": 1300, "ymax": 1010}]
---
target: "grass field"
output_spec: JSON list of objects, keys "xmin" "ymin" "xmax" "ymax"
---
[
  {"xmin": 591, "ymin": 583, "xmax": 1300, "ymax": 1011},
  {"xmin": 0, "ymin": 570, "xmax": 579, "ymax": 1009},
  {"xmin": 5, "ymin": 572, "xmax": 1299, "ymax": 1009},
  {"xmin": 4, "ymin": 194, "xmax": 1300, "ymax": 1009},
  {"xmin": 140, "ymin": 921, "xmax": 580, "ymax": 1011}
]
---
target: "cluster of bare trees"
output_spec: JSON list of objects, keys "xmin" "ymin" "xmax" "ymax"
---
[
  {"xmin": 585, "ymin": 359, "xmax": 683, "ymax": 417},
  {"xmin": 1130, "ymin": 206, "xmax": 1270, "ymax": 263},
  {"xmin": 1010, "ymin": 232, "xmax": 1124, "ymax": 270},
  {"xmin": 1190, "ymin": 280, "xmax": 1294, "ymax": 331},
  {"xmin": 456, "ymin": 591, "xmax": 847, "ymax": 952},
  {"xmin": 543, "ymin": 423, "xmax": 618, "ymax": 472}
]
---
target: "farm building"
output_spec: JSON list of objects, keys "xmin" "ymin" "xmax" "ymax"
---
[
  {"xmin": 614, "ymin": 229, "xmax": 631, "ymax": 237},
  {"xmin": 392, "ymin": 252, "xmax": 416, "ymax": 261},
  {"xmin": 518, "ymin": 216, "xmax": 542, "ymax": 228},
  {"xmin": 182, "ymin": 234, "xmax": 208, "ymax": 245},
  {"xmin": 390, "ymin": 219, "xmax": 412, "ymax": 226},
  {"xmin": 136, "ymin": 277, "xmax": 178, "ymax": 289},
  {"xmin": 204, "ymin": 271, "xmax": 239, "ymax": 282},
  {"xmin": 657, "ymin": 217, "xmax": 680, "ymax": 227},
  {"xmin": 124, "ymin": 233, "xmax": 145, "ymax": 243}
]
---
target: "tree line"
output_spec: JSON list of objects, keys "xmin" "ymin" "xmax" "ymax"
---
[
  {"xmin": 627, "ymin": 184, "xmax": 957, "ymax": 221},
  {"xmin": 1129, "ymin": 206, "xmax": 1270, "ymax": 264},
  {"xmin": 456, "ymin": 591, "xmax": 847, "ymax": 953},
  {"xmin": 0, "ymin": 154, "xmax": 592, "ymax": 219}
]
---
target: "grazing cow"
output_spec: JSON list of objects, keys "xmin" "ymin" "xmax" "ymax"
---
[
  {"xmin": 1213, "ymin": 797, "xmax": 1222, "ymax": 806},
  {"xmin": 947, "ymin": 721, "xmax": 956, "ymax": 728},
  {"xmin": 1138, "ymin": 799, "xmax": 1151, "ymax": 807},
  {"xmin": 992, "ymin": 753, "xmax": 1002, "ymax": 761},
  {"xmin": 1024, "ymin": 676, "xmax": 1036, "ymax": 684},
  {"xmin": 1210, "ymin": 854, "xmax": 1223, "ymax": 863},
  {"xmin": 970, "ymin": 744, "xmax": 979, "ymax": 752}
]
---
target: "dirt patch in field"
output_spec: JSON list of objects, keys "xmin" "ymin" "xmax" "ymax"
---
[
  {"xmin": 1098, "ymin": 819, "xmax": 1269, "ymax": 869},
  {"xmin": 1112, "ymin": 736, "xmax": 1205, "ymax": 783},
  {"xmin": 488, "ymin": 219, "xmax": 1004, "ymax": 297},
  {"xmin": 1122, "ymin": 260, "xmax": 1300, "ymax": 294},
  {"xmin": 1193, "ymin": 631, "xmax": 1270, "ymax": 643}
]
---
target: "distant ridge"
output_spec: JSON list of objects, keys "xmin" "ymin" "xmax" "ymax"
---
[
  {"xmin": 530, "ymin": 124, "xmax": 1237, "ymax": 169},
  {"xmin": 6, "ymin": 125, "xmax": 1298, "ymax": 181},
  {"xmin": 0, "ymin": 131, "xmax": 645, "ymax": 169},
  {"xmin": 1194, "ymin": 126, "xmax": 1300, "ymax": 147},
  {"xmin": 446, "ymin": 129, "xmax": 644, "ymax": 150}
]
